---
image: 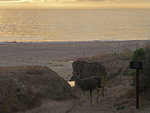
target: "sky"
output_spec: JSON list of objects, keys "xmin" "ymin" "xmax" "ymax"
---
[{"xmin": 0, "ymin": 0, "xmax": 150, "ymax": 9}]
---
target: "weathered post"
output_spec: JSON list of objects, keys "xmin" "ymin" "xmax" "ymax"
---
[{"xmin": 130, "ymin": 62, "xmax": 142, "ymax": 109}]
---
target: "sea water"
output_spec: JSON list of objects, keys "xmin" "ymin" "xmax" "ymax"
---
[{"xmin": 0, "ymin": 9, "xmax": 150, "ymax": 42}]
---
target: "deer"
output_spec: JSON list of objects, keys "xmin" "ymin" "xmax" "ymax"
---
[{"xmin": 69, "ymin": 72, "xmax": 104, "ymax": 105}]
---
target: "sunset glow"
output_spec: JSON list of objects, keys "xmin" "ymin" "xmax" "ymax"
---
[{"xmin": 0, "ymin": 0, "xmax": 150, "ymax": 9}]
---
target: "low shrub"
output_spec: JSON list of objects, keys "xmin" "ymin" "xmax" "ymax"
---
[{"xmin": 132, "ymin": 48, "xmax": 150, "ymax": 93}]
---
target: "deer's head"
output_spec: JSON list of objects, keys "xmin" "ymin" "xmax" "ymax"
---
[{"xmin": 69, "ymin": 72, "xmax": 79, "ymax": 81}]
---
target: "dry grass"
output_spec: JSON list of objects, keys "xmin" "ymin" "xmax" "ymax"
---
[
  {"xmin": 0, "ymin": 66, "xmax": 74, "ymax": 113},
  {"xmin": 143, "ymin": 41, "xmax": 150, "ymax": 49},
  {"xmin": 0, "ymin": 78, "xmax": 41, "ymax": 113},
  {"xmin": 80, "ymin": 48, "xmax": 133, "ymax": 80}
]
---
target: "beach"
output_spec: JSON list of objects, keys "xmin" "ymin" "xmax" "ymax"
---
[
  {"xmin": 1, "ymin": 40, "xmax": 149, "ymax": 113},
  {"xmin": 0, "ymin": 40, "xmax": 147, "ymax": 80}
]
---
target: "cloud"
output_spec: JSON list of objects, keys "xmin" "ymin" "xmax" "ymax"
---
[
  {"xmin": 0, "ymin": 0, "xmax": 20, "ymax": 1},
  {"xmin": 0, "ymin": 0, "xmax": 150, "ymax": 9},
  {"xmin": 76, "ymin": 0, "xmax": 114, "ymax": 2},
  {"xmin": 0, "ymin": 0, "xmax": 32, "ymax": 2},
  {"xmin": 71, "ymin": 0, "xmax": 126, "ymax": 3},
  {"xmin": 78, "ymin": 0, "xmax": 105, "ymax": 1},
  {"xmin": 1, "ymin": 0, "xmax": 149, "ymax": 4}
]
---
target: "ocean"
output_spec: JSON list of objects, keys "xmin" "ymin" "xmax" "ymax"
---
[{"xmin": 0, "ymin": 9, "xmax": 150, "ymax": 42}]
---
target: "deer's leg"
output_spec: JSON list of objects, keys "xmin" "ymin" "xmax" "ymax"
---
[
  {"xmin": 78, "ymin": 88, "xmax": 83, "ymax": 106},
  {"xmin": 102, "ymin": 85, "xmax": 105, "ymax": 96},
  {"xmin": 90, "ymin": 90, "xmax": 92, "ymax": 105},
  {"xmin": 96, "ymin": 87, "xmax": 99, "ymax": 103},
  {"xmin": 101, "ymin": 78, "xmax": 105, "ymax": 97}
]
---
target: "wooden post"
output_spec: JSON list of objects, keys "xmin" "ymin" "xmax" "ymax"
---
[
  {"xmin": 130, "ymin": 61, "xmax": 142, "ymax": 109},
  {"xmin": 136, "ymin": 69, "xmax": 139, "ymax": 109}
]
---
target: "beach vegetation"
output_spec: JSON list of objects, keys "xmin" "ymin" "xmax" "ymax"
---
[
  {"xmin": 132, "ymin": 48, "xmax": 150, "ymax": 93},
  {"xmin": 132, "ymin": 48, "xmax": 146, "ymax": 62}
]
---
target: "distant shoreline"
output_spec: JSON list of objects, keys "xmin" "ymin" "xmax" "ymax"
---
[{"xmin": 0, "ymin": 39, "xmax": 150, "ymax": 44}]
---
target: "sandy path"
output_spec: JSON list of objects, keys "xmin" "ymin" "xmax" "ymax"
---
[
  {"xmin": 19, "ymin": 99, "xmax": 76, "ymax": 113},
  {"xmin": 21, "ymin": 74, "xmax": 137, "ymax": 113}
]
